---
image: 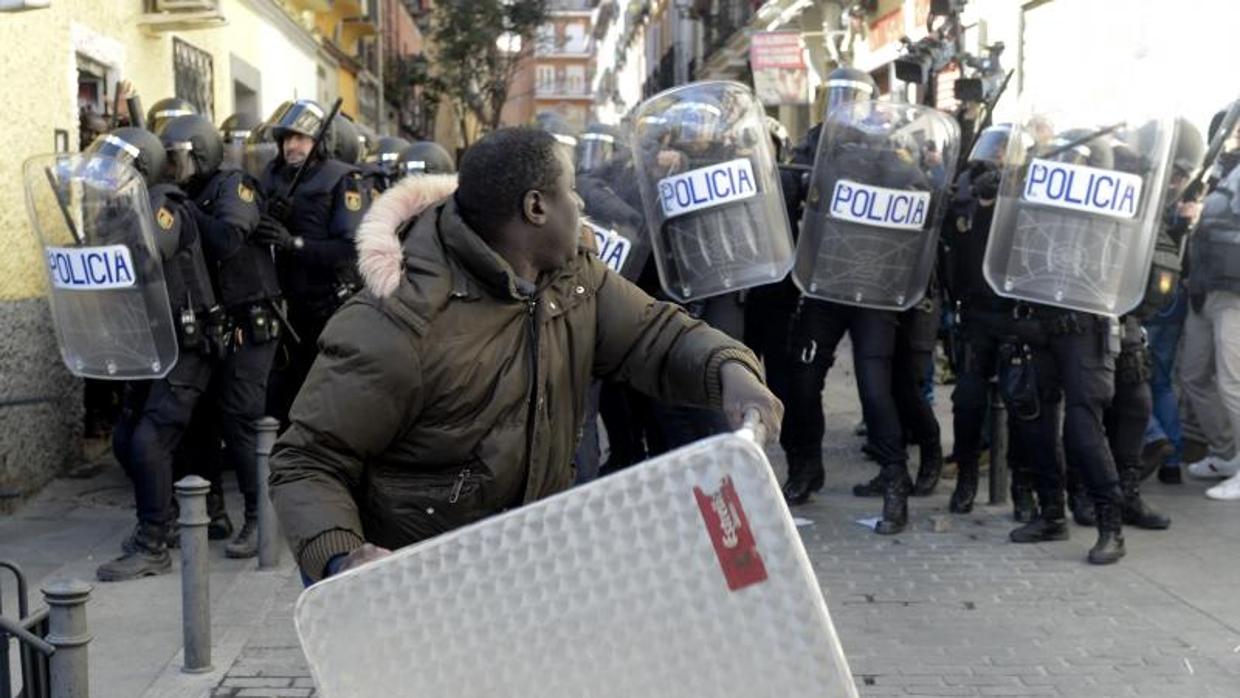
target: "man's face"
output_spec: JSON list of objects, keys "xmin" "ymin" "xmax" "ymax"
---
[
  {"xmin": 282, "ymin": 133, "xmax": 314, "ymax": 166},
  {"xmin": 538, "ymin": 148, "xmax": 584, "ymax": 270}
]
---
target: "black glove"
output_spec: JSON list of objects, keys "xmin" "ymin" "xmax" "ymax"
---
[
  {"xmin": 254, "ymin": 216, "xmax": 302, "ymax": 251},
  {"xmin": 266, "ymin": 195, "xmax": 292, "ymax": 223},
  {"xmin": 973, "ymin": 168, "xmax": 1001, "ymax": 201}
]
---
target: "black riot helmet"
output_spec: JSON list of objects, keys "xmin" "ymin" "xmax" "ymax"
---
[
  {"xmin": 824, "ymin": 66, "xmax": 877, "ymax": 120},
  {"xmin": 267, "ymin": 99, "xmax": 326, "ymax": 143},
  {"xmin": 577, "ymin": 122, "xmax": 621, "ymax": 173},
  {"xmin": 220, "ymin": 112, "xmax": 260, "ymax": 170},
  {"xmin": 86, "ymin": 127, "xmax": 166, "ymax": 186},
  {"xmin": 146, "ymin": 98, "xmax": 198, "ymax": 135},
  {"xmin": 968, "ymin": 123, "xmax": 1017, "ymax": 166},
  {"xmin": 397, "ymin": 141, "xmax": 455, "ymax": 178},
  {"xmin": 1046, "ymin": 128, "xmax": 1114, "ymax": 169},
  {"xmin": 1171, "ymin": 117, "xmax": 1206, "ymax": 179},
  {"xmin": 355, "ymin": 121, "xmax": 378, "ymax": 160},
  {"xmin": 368, "ymin": 136, "xmax": 412, "ymax": 174},
  {"xmin": 331, "ymin": 115, "xmax": 362, "ymax": 164},
  {"xmin": 159, "ymin": 114, "xmax": 224, "ymax": 186},
  {"xmin": 220, "ymin": 112, "xmax": 260, "ymax": 143}
]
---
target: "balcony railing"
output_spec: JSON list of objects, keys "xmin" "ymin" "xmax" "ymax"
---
[
  {"xmin": 535, "ymin": 37, "xmax": 595, "ymax": 57},
  {"xmin": 548, "ymin": 0, "xmax": 599, "ymax": 12},
  {"xmin": 536, "ymin": 80, "xmax": 593, "ymax": 98}
]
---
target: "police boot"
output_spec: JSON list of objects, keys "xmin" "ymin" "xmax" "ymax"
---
[
  {"xmin": 912, "ymin": 442, "xmax": 943, "ymax": 497},
  {"xmin": 1088, "ymin": 502, "xmax": 1126, "ymax": 565},
  {"xmin": 949, "ymin": 460, "xmax": 978, "ymax": 513},
  {"xmin": 782, "ymin": 455, "xmax": 825, "ymax": 507},
  {"xmin": 226, "ymin": 517, "xmax": 259, "ymax": 559},
  {"xmin": 1069, "ymin": 484, "xmax": 1096, "ymax": 527},
  {"xmin": 875, "ymin": 464, "xmax": 911, "ymax": 535},
  {"xmin": 98, "ymin": 522, "xmax": 172, "ymax": 582},
  {"xmin": 1011, "ymin": 475, "xmax": 1037, "ymax": 524},
  {"xmin": 1120, "ymin": 466, "xmax": 1170, "ymax": 530},
  {"xmin": 207, "ymin": 490, "xmax": 234, "ymax": 540},
  {"xmin": 1010, "ymin": 493, "xmax": 1069, "ymax": 543},
  {"xmin": 851, "ymin": 471, "xmax": 884, "ymax": 497}
]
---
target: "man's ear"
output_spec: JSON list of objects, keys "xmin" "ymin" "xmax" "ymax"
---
[{"xmin": 522, "ymin": 189, "xmax": 548, "ymax": 225}]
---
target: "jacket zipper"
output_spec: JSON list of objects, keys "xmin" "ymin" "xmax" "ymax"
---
[
  {"xmin": 521, "ymin": 297, "xmax": 541, "ymax": 500},
  {"xmin": 448, "ymin": 467, "xmax": 471, "ymax": 504}
]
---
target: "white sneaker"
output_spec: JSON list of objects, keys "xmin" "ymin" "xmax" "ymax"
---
[
  {"xmin": 1206, "ymin": 472, "xmax": 1240, "ymax": 500},
  {"xmin": 1185, "ymin": 454, "xmax": 1240, "ymax": 479}
]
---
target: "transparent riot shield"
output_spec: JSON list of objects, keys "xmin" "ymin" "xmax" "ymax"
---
[
  {"xmin": 583, "ymin": 216, "xmax": 651, "ymax": 282},
  {"xmin": 983, "ymin": 108, "xmax": 1176, "ymax": 316},
  {"xmin": 22, "ymin": 154, "xmax": 178, "ymax": 379},
  {"xmin": 295, "ymin": 418, "xmax": 858, "ymax": 698},
  {"xmin": 793, "ymin": 101, "xmax": 960, "ymax": 310},
  {"xmin": 632, "ymin": 82, "xmax": 795, "ymax": 302}
]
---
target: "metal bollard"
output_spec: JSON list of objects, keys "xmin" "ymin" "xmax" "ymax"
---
[
  {"xmin": 255, "ymin": 417, "xmax": 281, "ymax": 570},
  {"xmin": 988, "ymin": 385, "xmax": 1010, "ymax": 505},
  {"xmin": 175, "ymin": 476, "xmax": 212, "ymax": 673},
  {"xmin": 42, "ymin": 578, "xmax": 92, "ymax": 698}
]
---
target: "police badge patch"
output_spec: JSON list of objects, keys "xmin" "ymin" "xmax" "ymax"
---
[
  {"xmin": 237, "ymin": 182, "xmax": 255, "ymax": 203},
  {"xmin": 344, "ymin": 190, "xmax": 362, "ymax": 211},
  {"xmin": 156, "ymin": 207, "xmax": 175, "ymax": 230}
]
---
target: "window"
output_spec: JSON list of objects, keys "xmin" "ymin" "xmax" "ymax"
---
[
  {"xmin": 173, "ymin": 37, "xmax": 215, "ymax": 120},
  {"xmin": 537, "ymin": 65, "xmax": 556, "ymax": 88}
]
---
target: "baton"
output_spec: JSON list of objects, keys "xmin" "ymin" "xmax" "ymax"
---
[
  {"xmin": 268, "ymin": 299, "xmax": 302, "ymax": 346},
  {"xmin": 43, "ymin": 165, "xmax": 82, "ymax": 244},
  {"xmin": 1044, "ymin": 121, "xmax": 1127, "ymax": 161}
]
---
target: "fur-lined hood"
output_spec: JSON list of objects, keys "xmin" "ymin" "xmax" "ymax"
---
[{"xmin": 355, "ymin": 174, "xmax": 459, "ymax": 298}]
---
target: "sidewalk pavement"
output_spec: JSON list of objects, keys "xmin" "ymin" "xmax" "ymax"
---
[{"xmin": 1, "ymin": 341, "xmax": 1238, "ymax": 697}]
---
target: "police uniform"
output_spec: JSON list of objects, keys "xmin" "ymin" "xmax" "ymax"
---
[
  {"xmin": 940, "ymin": 166, "xmax": 1036, "ymax": 518},
  {"xmin": 186, "ymin": 168, "xmax": 282, "ymax": 532},
  {"xmin": 101, "ymin": 184, "xmax": 219, "ymax": 581},
  {"xmin": 777, "ymin": 123, "xmax": 909, "ymax": 531},
  {"xmin": 261, "ymin": 156, "xmax": 370, "ymax": 424}
]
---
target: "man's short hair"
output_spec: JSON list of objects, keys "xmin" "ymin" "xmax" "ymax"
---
[{"xmin": 456, "ymin": 127, "xmax": 564, "ymax": 234}]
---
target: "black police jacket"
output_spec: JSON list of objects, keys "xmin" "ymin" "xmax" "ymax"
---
[
  {"xmin": 941, "ymin": 169, "xmax": 1002, "ymax": 308},
  {"xmin": 191, "ymin": 169, "xmax": 280, "ymax": 308},
  {"xmin": 149, "ymin": 183, "xmax": 217, "ymax": 315},
  {"xmin": 261, "ymin": 157, "xmax": 369, "ymax": 302}
]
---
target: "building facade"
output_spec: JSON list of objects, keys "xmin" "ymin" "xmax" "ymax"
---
[{"xmin": 0, "ymin": 0, "xmax": 379, "ymax": 507}]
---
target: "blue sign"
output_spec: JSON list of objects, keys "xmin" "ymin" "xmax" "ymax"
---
[
  {"xmin": 1022, "ymin": 158, "xmax": 1143, "ymax": 219},
  {"xmin": 46, "ymin": 245, "xmax": 136, "ymax": 291},
  {"xmin": 829, "ymin": 179, "xmax": 931, "ymax": 231},
  {"xmin": 658, "ymin": 158, "xmax": 758, "ymax": 219}
]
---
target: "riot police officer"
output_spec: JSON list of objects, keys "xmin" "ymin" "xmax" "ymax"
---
[
  {"xmin": 938, "ymin": 124, "xmax": 1037, "ymax": 520},
  {"xmin": 997, "ymin": 129, "xmax": 1130, "ymax": 564},
  {"xmin": 577, "ymin": 122, "xmax": 621, "ymax": 174},
  {"xmin": 775, "ymin": 70, "xmax": 914, "ymax": 532},
  {"xmin": 161, "ymin": 113, "xmax": 285, "ymax": 557},
  {"xmin": 90, "ymin": 127, "xmax": 222, "ymax": 581},
  {"xmin": 256, "ymin": 99, "xmax": 370, "ymax": 426}
]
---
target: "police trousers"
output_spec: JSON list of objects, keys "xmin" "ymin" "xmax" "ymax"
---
[
  {"xmin": 114, "ymin": 351, "xmax": 213, "ymax": 526},
  {"xmin": 1007, "ymin": 322, "xmax": 1122, "ymax": 509},
  {"xmin": 768, "ymin": 298, "xmax": 904, "ymax": 467},
  {"xmin": 894, "ymin": 296, "xmax": 941, "ymax": 451}
]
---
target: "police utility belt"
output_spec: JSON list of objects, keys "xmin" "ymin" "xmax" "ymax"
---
[{"xmin": 176, "ymin": 303, "xmax": 281, "ymax": 357}]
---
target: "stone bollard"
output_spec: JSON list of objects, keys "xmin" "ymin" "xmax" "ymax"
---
[
  {"xmin": 42, "ymin": 578, "xmax": 92, "ymax": 698},
  {"xmin": 988, "ymin": 385, "xmax": 1009, "ymax": 506},
  {"xmin": 175, "ymin": 476, "xmax": 212, "ymax": 673},
  {"xmin": 255, "ymin": 417, "xmax": 281, "ymax": 570}
]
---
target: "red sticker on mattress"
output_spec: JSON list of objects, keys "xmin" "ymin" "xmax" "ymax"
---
[{"xmin": 694, "ymin": 476, "xmax": 768, "ymax": 591}]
